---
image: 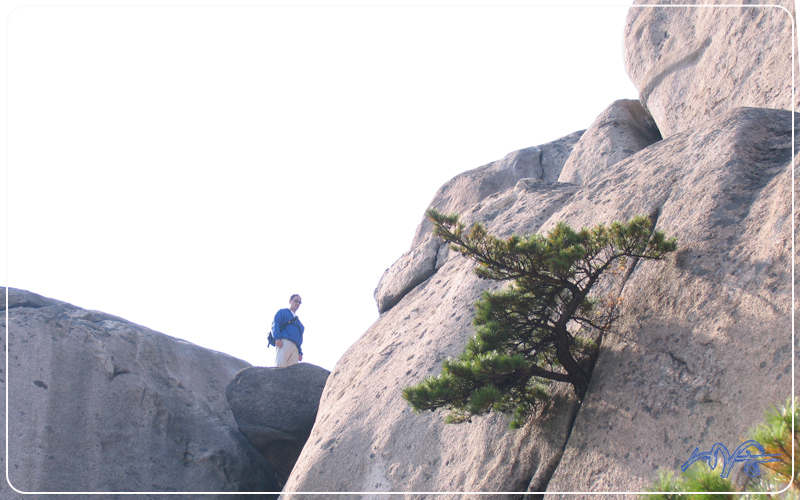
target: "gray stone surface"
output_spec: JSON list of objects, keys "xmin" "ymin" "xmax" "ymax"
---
[
  {"xmin": 282, "ymin": 107, "xmax": 795, "ymax": 498},
  {"xmin": 544, "ymin": 107, "xmax": 796, "ymax": 497},
  {"xmin": 374, "ymin": 130, "xmax": 584, "ymax": 314},
  {"xmin": 558, "ymin": 99, "xmax": 661, "ymax": 185},
  {"xmin": 623, "ymin": 0, "xmax": 797, "ymax": 138},
  {"xmin": 2, "ymin": 288, "xmax": 278, "ymax": 499},
  {"xmin": 226, "ymin": 364, "xmax": 330, "ymax": 487},
  {"xmin": 286, "ymin": 183, "xmax": 585, "ymax": 498}
]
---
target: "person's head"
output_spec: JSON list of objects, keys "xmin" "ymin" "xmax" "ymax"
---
[{"xmin": 289, "ymin": 294, "xmax": 302, "ymax": 312}]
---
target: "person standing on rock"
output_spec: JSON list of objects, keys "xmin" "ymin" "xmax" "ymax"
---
[{"xmin": 271, "ymin": 294, "xmax": 304, "ymax": 367}]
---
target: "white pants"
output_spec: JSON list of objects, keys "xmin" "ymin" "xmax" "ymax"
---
[{"xmin": 275, "ymin": 339, "xmax": 299, "ymax": 367}]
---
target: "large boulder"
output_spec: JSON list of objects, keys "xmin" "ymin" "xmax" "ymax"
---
[
  {"xmin": 2, "ymin": 288, "xmax": 278, "ymax": 499},
  {"xmin": 623, "ymin": 0, "xmax": 797, "ymax": 138},
  {"xmin": 226, "ymin": 364, "xmax": 330, "ymax": 487},
  {"xmin": 282, "ymin": 107, "xmax": 796, "ymax": 497},
  {"xmin": 374, "ymin": 130, "xmax": 584, "ymax": 314},
  {"xmin": 558, "ymin": 99, "xmax": 661, "ymax": 185}
]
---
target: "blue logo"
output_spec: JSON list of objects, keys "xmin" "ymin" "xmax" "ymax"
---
[{"xmin": 681, "ymin": 440, "xmax": 781, "ymax": 478}]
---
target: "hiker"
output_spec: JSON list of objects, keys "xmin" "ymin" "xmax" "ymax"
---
[{"xmin": 271, "ymin": 294, "xmax": 304, "ymax": 367}]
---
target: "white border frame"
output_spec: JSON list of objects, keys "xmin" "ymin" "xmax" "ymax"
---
[{"xmin": 3, "ymin": 2, "xmax": 796, "ymax": 496}]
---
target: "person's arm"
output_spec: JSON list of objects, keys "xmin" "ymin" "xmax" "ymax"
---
[
  {"xmin": 297, "ymin": 318, "xmax": 306, "ymax": 361},
  {"xmin": 297, "ymin": 323, "xmax": 303, "ymax": 361},
  {"xmin": 273, "ymin": 310, "xmax": 286, "ymax": 347}
]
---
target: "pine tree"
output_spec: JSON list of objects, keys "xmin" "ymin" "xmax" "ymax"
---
[{"xmin": 402, "ymin": 208, "xmax": 677, "ymax": 428}]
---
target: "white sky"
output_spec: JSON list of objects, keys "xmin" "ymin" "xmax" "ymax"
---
[{"xmin": 3, "ymin": 0, "xmax": 641, "ymax": 372}]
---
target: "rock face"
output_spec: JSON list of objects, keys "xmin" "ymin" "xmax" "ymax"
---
[
  {"xmin": 558, "ymin": 99, "xmax": 661, "ymax": 185},
  {"xmin": 283, "ymin": 4, "xmax": 799, "ymax": 490},
  {"xmin": 2, "ymin": 288, "xmax": 278, "ymax": 499},
  {"xmin": 284, "ymin": 105, "xmax": 796, "ymax": 497},
  {"xmin": 374, "ymin": 130, "xmax": 584, "ymax": 314},
  {"xmin": 544, "ymin": 106, "xmax": 795, "ymax": 495},
  {"xmin": 281, "ymin": 101, "xmax": 667, "ymax": 496},
  {"xmin": 286, "ymin": 182, "xmax": 586, "ymax": 497},
  {"xmin": 226, "ymin": 364, "xmax": 330, "ymax": 487},
  {"xmin": 623, "ymin": 0, "xmax": 797, "ymax": 138}
]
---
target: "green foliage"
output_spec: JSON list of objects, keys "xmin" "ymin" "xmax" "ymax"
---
[
  {"xmin": 645, "ymin": 399, "xmax": 799, "ymax": 499},
  {"xmin": 645, "ymin": 467, "xmax": 736, "ymax": 500},
  {"xmin": 645, "ymin": 469, "xmax": 686, "ymax": 500},
  {"xmin": 402, "ymin": 208, "xmax": 677, "ymax": 428},
  {"xmin": 748, "ymin": 398, "xmax": 799, "ymax": 489}
]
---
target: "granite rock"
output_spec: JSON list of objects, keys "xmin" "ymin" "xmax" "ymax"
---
[
  {"xmin": 558, "ymin": 99, "xmax": 661, "ymax": 185},
  {"xmin": 226, "ymin": 364, "xmax": 330, "ymax": 487},
  {"xmin": 2, "ymin": 289, "xmax": 278, "ymax": 499},
  {"xmin": 544, "ymin": 107, "xmax": 796, "ymax": 496},
  {"xmin": 623, "ymin": 0, "xmax": 797, "ymax": 138},
  {"xmin": 374, "ymin": 130, "xmax": 584, "ymax": 314},
  {"xmin": 282, "ymin": 107, "xmax": 796, "ymax": 498}
]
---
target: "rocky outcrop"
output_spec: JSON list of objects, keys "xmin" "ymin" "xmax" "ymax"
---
[
  {"xmin": 286, "ymin": 179, "xmax": 586, "ymax": 496},
  {"xmin": 226, "ymin": 364, "xmax": 330, "ymax": 488},
  {"xmin": 545, "ymin": 106, "xmax": 796, "ymax": 495},
  {"xmin": 282, "ymin": 104, "xmax": 795, "ymax": 498},
  {"xmin": 624, "ymin": 0, "xmax": 797, "ymax": 138},
  {"xmin": 284, "ymin": 4, "xmax": 797, "ymax": 496},
  {"xmin": 374, "ymin": 130, "xmax": 584, "ymax": 314},
  {"xmin": 558, "ymin": 99, "xmax": 661, "ymax": 185},
  {"xmin": 280, "ymin": 98, "xmax": 657, "ymax": 496},
  {"xmin": 2, "ymin": 288, "xmax": 278, "ymax": 499}
]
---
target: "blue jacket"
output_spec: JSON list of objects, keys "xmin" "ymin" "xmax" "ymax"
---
[{"xmin": 271, "ymin": 308, "xmax": 304, "ymax": 356}]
